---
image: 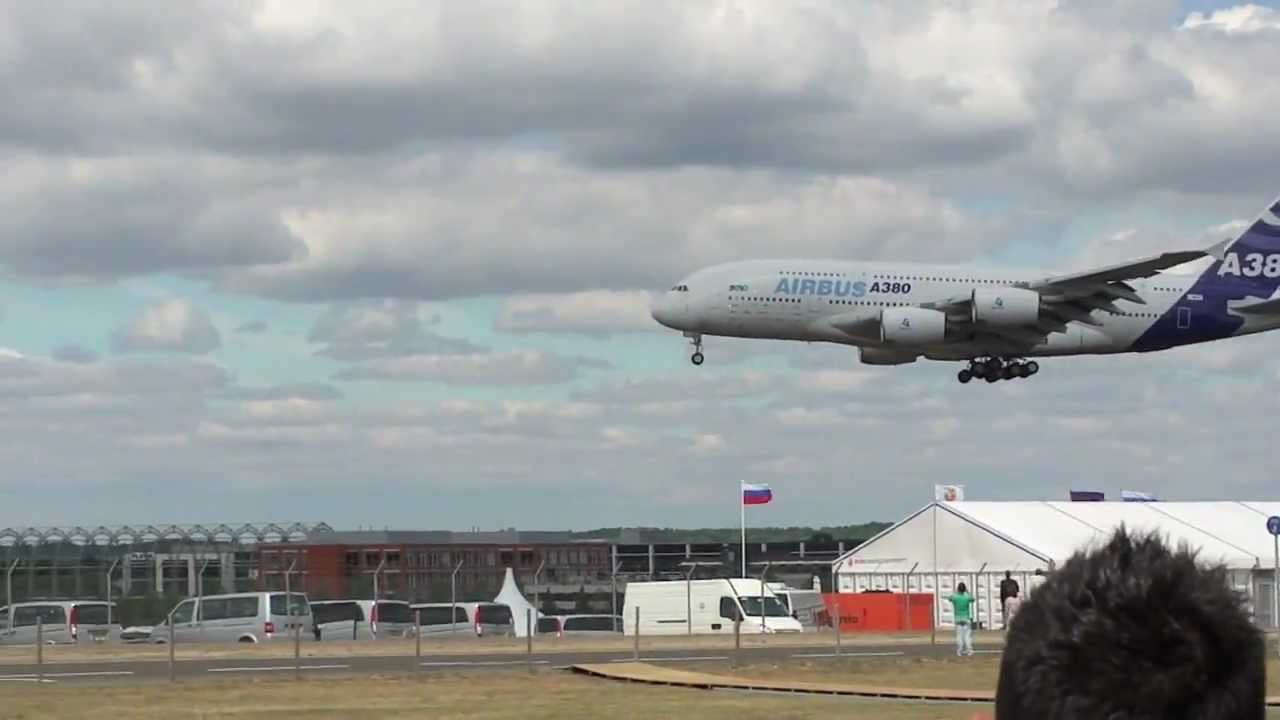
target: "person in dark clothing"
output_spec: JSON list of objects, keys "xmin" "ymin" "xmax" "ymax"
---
[
  {"xmin": 999, "ymin": 571, "xmax": 1019, "ymax": 626},
  {"xmin": 994, "ymin": 526, "xmax": 1265, "ymax": 719}
]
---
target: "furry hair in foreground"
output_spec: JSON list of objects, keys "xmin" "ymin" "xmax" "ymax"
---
[{"xmin": 995, "ymin": 526, "xmax": 1266, "ymax": 719}]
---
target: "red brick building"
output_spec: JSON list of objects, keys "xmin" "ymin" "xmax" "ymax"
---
[{"xmin": 257, "ymin": 531, "xmax": 613, "ymax": 605}]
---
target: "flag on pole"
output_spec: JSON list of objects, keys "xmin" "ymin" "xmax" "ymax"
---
[
  {"xmin": 1070, "ymin": 490, "xmax": 1105, "ymax": 502},
  {"xmin": 1121, "ymin": 490, "xmax": 1158, "ymax": 502},
  {"xmin": 742, "ymin": 483, "xmax": 773, "ymax": 505},
  {"xmin": 934, "ymin": 484, "xmax": 964, "ymax": 502}
]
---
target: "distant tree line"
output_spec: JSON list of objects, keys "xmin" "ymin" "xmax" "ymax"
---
[{"xmin": 569, "ymin": 524, "xmax": 890, "ymax": 545}]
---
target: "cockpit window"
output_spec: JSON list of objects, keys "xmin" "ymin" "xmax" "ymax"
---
[{"xmin": 671, "ymin": 285, "xmax": 689, "ymax": 292}]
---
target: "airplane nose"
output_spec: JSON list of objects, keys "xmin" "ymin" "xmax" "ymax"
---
[{"xmin": 650, "ymin": 293, "xmax": 678, "ymax": 329}]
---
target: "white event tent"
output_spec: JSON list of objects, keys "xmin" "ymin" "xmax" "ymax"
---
[
  {"xmin": 832, "ymin": 501, "xmax": 1280, "ymax": 630},
  {"xmin": 493, "ymin": 567, "xmax": 540, "ymax": 637}
]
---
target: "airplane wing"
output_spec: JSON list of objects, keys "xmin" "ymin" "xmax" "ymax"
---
[{"xmin": 917, "ymin": 238, "xmax": 1227, "ymax": 345}]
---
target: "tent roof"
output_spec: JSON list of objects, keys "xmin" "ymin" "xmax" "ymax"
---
[{"xmin": 836, "ymin": 501, "xmax": 1275, "ymax": 572}]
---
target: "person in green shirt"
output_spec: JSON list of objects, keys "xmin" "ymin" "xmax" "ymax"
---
[{"xmin": 948, "ymin": 582, "xmax": 975, "ymax": 657}]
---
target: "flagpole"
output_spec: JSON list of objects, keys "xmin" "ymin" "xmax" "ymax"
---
[{"xmin": 740, "ymin": 483, "xmax": 747, "ymax": 578}]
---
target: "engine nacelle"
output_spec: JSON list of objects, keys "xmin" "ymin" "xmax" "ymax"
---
[
  {"xmin": 971, "ymin": 287, "xmax": 1040, "ymax": 327},
  {"xmin": 879, "ymin": 307, "xmax": 946, "ymax": 345},
  {"xmin": 858, "ymin": 347, "xmax": 919, "ymax": 365}
]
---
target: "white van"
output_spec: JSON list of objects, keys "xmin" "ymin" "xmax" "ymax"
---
[
  {"xmin": 622, "ymin": 578, "xmax": 803, "ymax": 636},
  {"xmin": 767, "ymin": 585, "xmax": 826, "ymax": 629},
  {"xmin": 150, "ymin": 592, "xmax": 312, "ymax": 644},
  {"xmin": 0, "ymin": 601, "xmax": 120, "ymax": 645},
  {"xmin": 409, "ymin": 602, "xmax": 513, "ymax": 637},
  {"xmin": 311, "ymin": 600, "xmax": 415, "ymax": 640}
]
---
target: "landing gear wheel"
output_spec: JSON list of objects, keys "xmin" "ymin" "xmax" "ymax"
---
[
  {"xmin": 986, "ymin": 373, "xmax": 1000, "ymax": 383},
  {"xmin": 1026, "ymin": 361, "xmax": 1039, "ymax": 376},
  {"xmin": 686, "ymin": 332, "xmax": 704, "ymax": 367},
  {"xmin": 957, "ymin": 369, "xmax": 972, "ymax": 384},
  {"xmin": 1001, "ymin": 365, "xmax": 1016, "ymax": 380}
]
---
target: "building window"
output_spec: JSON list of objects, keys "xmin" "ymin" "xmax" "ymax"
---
[
  {"xmin": 345, "ymin": 552, "xmax": 359, "ymax": 568},
  {"xmin": 364, "ymin": 552, "xmax": 379, "ymax": 567},
  {"xmin": 386, "ymin": 552, "xmax": 401, "ymax": 566}
]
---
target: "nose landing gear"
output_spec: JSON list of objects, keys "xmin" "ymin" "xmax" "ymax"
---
[
  {"xmin": 687, "ymin": 333, "xmax": 705, "ymax": 366},
  {"xmin": 957, "ymin": 357, "xmax": 1038, "ymax": 384}
]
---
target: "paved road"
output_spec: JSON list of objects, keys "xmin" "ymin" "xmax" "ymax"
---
[{"xmin": 0, "ymin": 643, "xmax": 1003, "ymax": 684}]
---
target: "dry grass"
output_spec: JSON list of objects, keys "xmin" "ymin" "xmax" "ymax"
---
[
  {"xmin": 0, "ymin": 671, "xmax": 991, "ymax": 720},
  {"xmin": 719, "ymin": 654, "xmax": 1002, "ymax": 691},
  {"xmin": 4, "ymin": 654, "xmax": 1280, "ymax": 719},
  {"xmin": 719, "ymin": 655, "xmax": 1280, "ymax": 696},
  {"xmin": 0, "ymin": 631, "xmax": 1005, "ymax": 666}
]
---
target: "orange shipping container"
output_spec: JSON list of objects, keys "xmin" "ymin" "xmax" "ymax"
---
[{"xmin": 822, "ymin": 592, "xmax": 934, "ymax": 632}]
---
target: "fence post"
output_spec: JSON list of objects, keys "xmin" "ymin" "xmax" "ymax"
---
[
  {"xmin": 36, "ymin": 618, "xmax": 43, "ymax": 684},
  {"xmin": 732, "ymin": 615, "xmax": 740, "ymax": 669},
  {"xmin": 835, "ymin": 602, "xmax": 842, "ymax": 657},
  {"xmin": 632, "ymin": 606, "xmax": 640, "ymax": 661},
  {"xmin": 526, "ymin": 609, "xmax": 533, "ymax": 675},
  {"xmin": 415, "ymin": 609, "xmax": 422, "ymax": 671},
  {"xmin": 168, "ymin": 620, "xmax": 176, "ymax": 683},
  {"xmin": 294, "ymin": 621, "xmax": 301, "ymax": 680}
]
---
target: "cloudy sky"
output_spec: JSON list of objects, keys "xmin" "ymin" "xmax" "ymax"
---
[{"xmin": 2, "ymin": 0, "xmax": 1280, "ymax": 532}]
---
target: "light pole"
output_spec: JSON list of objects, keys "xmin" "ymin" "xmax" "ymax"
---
[
  {"xmin": 758, "ymin": 562, "xmax": 772, "ymax": 635},
  {"xmin": 450, "ymin": 559, "xmax": 464, "ymax": 635},
  {"xmin": 106, "ymin": 559, "xmax": 120, "ymax": 630},
  {"xmin": 532, "ymin": 557, "xmax": 546, "ymax": 621},
  {"xmin": 284, "ymin": 558, "xmax": 297, "ymax": 638},
  {"xmin": 610, "ymin": 560, "xmax": 623, "ymax": 633},
  {"xmin": 372, "ymin": 557, "xmax": 387, "ymax": 639}
]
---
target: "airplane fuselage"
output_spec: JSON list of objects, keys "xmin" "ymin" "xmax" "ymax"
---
[{"xmin": 650, "ymin": 258, "xmax": 1280, "ymax": 365}]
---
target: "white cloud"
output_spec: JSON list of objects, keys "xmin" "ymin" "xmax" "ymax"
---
[
  {"xmin": 775, "ymin": 407, "xmax": 844, "ymax": 427},
  {"xmin": 691, "ymin": 433, "xmax": 727, "ymax": 456},
  {"xmin": 793, "ymin": 369, "xmax": 881, "ymax": 394},
  {"xmin": 111, "ymin": 298, "xmax": 221, "ymax": 355},
  {"xmin": 496, "ymin": 290, "xmax": 656, "ymax": 335},
  {"xmin": 1182, "ymin": 4, "xmax": 1280, "ymax": 33},
  {"xmin": 334, "ymin": 349, "xmax": 609, "ymax": 385}
]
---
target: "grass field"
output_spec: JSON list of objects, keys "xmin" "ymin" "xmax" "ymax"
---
[
  {"xmin": 2, "ymin": 654, "xmax": 1280, "ymax": 720},
  {"xmin": 0, "ymin": 630, "xmax": 1006, "ymax": 666},
  {"xmin": 0, "ymin": 670, "xmax": 993, "ymax": 720},
  {"xmin": 719, "ymin": 655, "xmax": 1280, "ymax": 696}
]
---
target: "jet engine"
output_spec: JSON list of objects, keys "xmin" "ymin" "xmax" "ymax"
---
[
  {"xmin": 971, "ymin": 287, "xmax": 1040, "ymax": 327},
  {"xmin": 879, "ymin": 307, "xmax": 946, "ymax": 345}
]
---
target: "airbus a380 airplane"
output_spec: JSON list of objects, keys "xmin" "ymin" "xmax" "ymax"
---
[{"xmin": 650, "ymin": 194, "xmax": 1280, "ymax": 384}]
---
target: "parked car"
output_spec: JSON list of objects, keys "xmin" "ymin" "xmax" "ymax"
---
[
  {"xmin": 407, "ymin": 603, "xmax": 470, "ymax": 637},
  {"xmin": 409, "ymin": 602, "xmax": 513, "ymax": 637},
  {"xmin": 536, "ymin": 614, "xmax": 623, "ymax": 637},
  {"xmin": 0, "ymin": 601, "xmax": 120, "ymax": 645},
  {"xmin": 311, "ymin": 599, "xmax": 415, "ymax": 640},
  {"xmin": 120, "ymin": 625, "xmax": 154, "ymax": 643},
  {"xmin": 149, "ymin": 592, "xmax": 311, "ymax": 644}
]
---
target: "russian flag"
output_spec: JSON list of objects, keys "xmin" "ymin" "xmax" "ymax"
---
[{"xmin": 742, "ymin": 483, "xmax": 772, "ymax": 506}]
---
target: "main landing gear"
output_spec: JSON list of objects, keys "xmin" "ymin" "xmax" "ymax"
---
[
  {"xmin": 956, "ymin": 357, "xmax": 1038, "ymax": 384},
  {"xmin": 687, "ymin": 333, "xmax": 704, "ymax": 366}
]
